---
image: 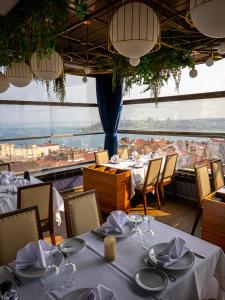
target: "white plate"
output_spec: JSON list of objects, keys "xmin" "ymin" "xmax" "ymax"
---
[
  {"xmin": 15, "ymin": 251, "xmax": 64, "ymax": 278},
  {"xmin": 148, "ymin": 243, "xmax": 195, "ymax": 271},
  {"xmin": 98, "ymin": 222, "xmax": 135, "ymax": 238},
  {"xmin": 61, "ymin": 288, "xmax": 90, "ymax": 300},
  {"xmin": 128, "ymin": 214, "xmax": 143, "ymax": 224},
  {"xmin": 135, "ymin": 268, "xmax": 168, "ymax": 292},
  {"xmin": 59, "ymin": 237, "xmax": 86, "ymax": 255}
]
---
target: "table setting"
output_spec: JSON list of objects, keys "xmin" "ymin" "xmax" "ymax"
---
[
  {"xmin": 0, "ymin": 171, "xmax": 64, "ymax": 225},
  {"xmin": 81, "ymin": 210, "xmax": 225, "ymax": 300}
]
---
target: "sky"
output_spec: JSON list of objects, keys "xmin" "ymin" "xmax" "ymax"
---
[{"xmin": 0, "ymin": 59, "xmax": 225, "ymax": 125}]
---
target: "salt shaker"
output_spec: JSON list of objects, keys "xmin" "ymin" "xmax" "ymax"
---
[{"xmin": 104, "ymin": 236, "xmax": 116, "ymax": 262}]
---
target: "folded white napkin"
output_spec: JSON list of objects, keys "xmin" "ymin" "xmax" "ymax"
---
[
  {"xmin": 16, "ymin": 240, "xmax": 58, "ymax": 269},
  {"xmin": 156, "ymin": 237, "xmax": 189, "ymax": 267},
  {"xmin": 0, "ymin": 184, "xmax": 17, "ymax": 193},
  {"xmin": 131, "ymin": 151, "xmax": 139, "ymax": 160},
  {"xmin": 100, "ymin": 211, "xmax": 129, "ymax": 234},
  {"xmin": 0, "ymin": 171, "xmax": 16, "ymax": 185},
  {"xmin": 82, "ymin": 284, "xmax": 115, "ymax": 300},
  {"xmin": 110, "ymin": 155, "xmax": 120, "ymax": 163},
  {"xmin": 134, "ymin": 159, "xmax": 143, "ymax": 167}
]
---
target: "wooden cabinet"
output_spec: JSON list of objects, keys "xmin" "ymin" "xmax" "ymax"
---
[
  {"xmin": 202, "ymin": 194, "xmax": 225, "ymax": 251},
  {"xmin": 83, "ymin": 164, "xmax": 131, "ymax": 213}
]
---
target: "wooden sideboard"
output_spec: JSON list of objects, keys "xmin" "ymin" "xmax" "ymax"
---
[
  {"xmin": 83, "ymin": 164, "xmax": 131, "ymax": 213},
  {"xmin": 202, "ymin": 192, "xmax": 225, "ymax": 251}
]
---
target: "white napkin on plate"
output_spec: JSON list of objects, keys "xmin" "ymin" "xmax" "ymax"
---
[
  {"xmin": 0, "ymin": 171, "xmax": 16, "ymax": 184},
  {"xmin": 82, "ymin": 284, "xmax": 115, "ymax": 300},
  {"xmin": 100, "ymin": 211, "xmax": 129, "ymax": 234},
  {"xmin": 156, "ymin": 237, "xmax": 189, "ymax": 267},
  {"xmin": 110, "ymin": 155, "xmax": 120, "ymax": 163},
  {"xmin": 15, "ymin": 240, "xmax": 58, "ymax": 269}
]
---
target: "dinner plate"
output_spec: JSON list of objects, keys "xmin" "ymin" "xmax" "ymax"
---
[
  {"xmin": 59, "ymin": 237, "xmax": 86, "ymax": 255},
  {"xmin": 97, "ymin": 222, "xmax": 135, "ymax": 238},
  {"xmin": 128, "ymin": 214, "xmax": 144, "ymax": 224},
  {"xmin": 148, "ymin": 243, "xmax": 195, "ymax": 271},
  {"xmin": 15, "ymin": 251, "xmax": 64, "ymax": 278},
  {"xmin": 61, "ymin": 288, "xmax": 90, "ymax": 300},
  {"xmin": 135, "ymin": 267, "xmax": 168, "ymax": 292}
]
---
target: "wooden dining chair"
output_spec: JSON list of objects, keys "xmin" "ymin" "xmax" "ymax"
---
[
  {"xmin": 135, "ymin": 158, "xmax": 163, "ymax": 214},
  {"xmin": 118, "ymin": 148, "xmax": 129, "ymax": 160},
  {"xmin": 191, "ymin": 164, "xmax": 211, "ymax": 235},
  {"xmin": 159, "ymin": 153, "xmax": 178, "ymax": 205},
  {"xmin": 64, "ymin": 189, "xmax": 102, "ymax": 237},
  {"xmin": 17, "ymin": 182, "xmax": 55, "ymax": 244},
  {"xmin": 211, "ymin": 159, "xmax": 225, "ymax": 191},
  {"xmin": 0, "ymin": 206, "xmax": 42, "ymax": 266},
  {"xmin": 94, "ymin": 150, "xmax": 109, "ymax": 164},
  {"xmin": 0, "ymin": 163, "xmax": 11, "ymax": 171}
]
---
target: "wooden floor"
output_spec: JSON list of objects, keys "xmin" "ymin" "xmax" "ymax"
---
[{"xmin": 44, "ymin": 189, "xmax": 201, "ymax": 244}]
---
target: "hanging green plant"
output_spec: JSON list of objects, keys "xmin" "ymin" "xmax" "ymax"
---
[
  {"xmin": 53, "ymin": 74, "xmax": 66, "ymax": 102},
  {"xmin": 73, "ymin": 0, "xmax": 88, "ymax": 20}
]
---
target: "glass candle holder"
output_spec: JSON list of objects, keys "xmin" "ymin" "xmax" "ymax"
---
[{"xmin": 104, "ymin": 236, "xmax": 116, "ymax": 262}]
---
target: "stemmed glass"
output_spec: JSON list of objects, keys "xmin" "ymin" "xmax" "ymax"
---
[
  {"xmin": 60, "ymin": 248, "xmax": 77, "ymax": 289},
  {"xmin": 141, "ymin": 216, "xmax": 155, "ymax": 250},
  {"xmin": 129, "ymin": 214, "xmax": 143, "ymax": 245}
]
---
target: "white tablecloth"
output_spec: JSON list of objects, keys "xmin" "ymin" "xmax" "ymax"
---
[
  {"xmin": 0, "ymin": 247, "xmax": 147, "ymax": 300},
  {"xmin": 104, "ymin": 156, "xmax": 165, "ymax": 197},
  {"xmin": 0, "ymin": 176, "xmax": 64, "ymax": 225},
  {"xmin": 81, "ymin": 220, "xmax": 225, "ymax": 300}
]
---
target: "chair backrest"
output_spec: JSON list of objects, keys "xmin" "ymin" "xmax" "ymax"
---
[
  {"xmin": 0, "ymin": 163, "xmax": 11, "ymax": 172},
  {"xmin": 144, "ymin": 158, "xmax": 162, "ymax": 191},
  {"xmin": 17, "ymin": 182, "xmax": 53, "ymax": 223},
  {"xmin": 161, "ymin": 153, "xmax": 178, "ymax": 180},
  {"xmin": 94, "ymin": 150, "xmax": 109, "ymax": 164},
  {"xmin": 211, "ymin": 159, "xmax": 225, "ymax": 191},
  {"xmin": 0, "ymin": 206, "xmax": 42, "ymax": 266},
  {"xmin": 64, "ymin": 189, "xmax": 102, "ymax": 237},
  {"xmin": 118, "ymin": 148, "xmax": 128, "ymax": 160},
  {"xmin": 195, "ymin": 164, "xmax": 211, "ymax": 203}
]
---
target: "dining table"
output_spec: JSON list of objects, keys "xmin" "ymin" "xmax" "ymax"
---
[
  {"xmin": 1, "ymin": 218, "xmax": 224, "ymax": 299},
  {"xmin": 0, "ymin": 172, "xmax": 64, "ymax": 225},
  {"xmin": 103, "ymin": 155, "xmax": 165, "ymax": 197}
]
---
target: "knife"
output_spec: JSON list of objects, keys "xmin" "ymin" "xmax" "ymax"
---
[
  {"xmin": 192, "ymin": 251, "xmax": 205, "ymax": 259},
  {"xmin": 5, "ymin": 265, "xmax": 22, "ymax": 287}
]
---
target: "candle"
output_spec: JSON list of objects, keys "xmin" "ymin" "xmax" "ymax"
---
[{"xmin": 104, "ymin": 236, "xmax": 116, "ymax": 262}]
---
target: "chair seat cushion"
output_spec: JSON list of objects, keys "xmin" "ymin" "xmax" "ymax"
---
[{"xmin": 135, "ymin": 184, "xmax": 154, "ymax": 192}]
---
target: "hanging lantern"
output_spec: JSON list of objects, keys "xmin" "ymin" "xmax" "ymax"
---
[
  {"xmin": 189, "ymin": 67, "xmax": 198, "ymax": 78},
  {"xmin": 205, "ymin": 56, "xmax": 214, "ymax": 67},
  {"xmin": 217, "ymin": 42, "xmax": 225, "ymax": 54},
  {"xmin": 109, "ymin": 2, "xmax": 160, "ymax": 64},
  {"xmin": 84, "ymin": 65, "xmax": 91, "ymax": 74},
  {"xmin": 82, "ymin": 74, "xmax": 88, "ymax": 83},
  {"xmin": 190, "ymin": 0, "xmax": 225, "ymax": 38},
  {"xmin": 0, "ymin": 72, "xmax": 9, "ymax": 93},
  {"xmin": 6, "ymin": 62, "xmax": 33, "ymax": 87},
  {"xmin": 30, "ymin": 50, "xmax": 63, "ymax": 81}
]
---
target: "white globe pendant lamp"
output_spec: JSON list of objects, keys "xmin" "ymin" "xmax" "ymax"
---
[
  {"xmin": 129, "ymin": 57, "xmax": 140, "ymax": 66},
  {"xmin": 189, "ymin": 67, "xmax": 198, "ymax": 78},
  {"xmin": 190, "ymin": 0, "xmax": 225, "ymax": 38},
  {"xmin": 6, "ymin": 62, "xmax": 33, "ymax": 87},
  {"xmin": 30, "ymin": 50, "xmax": 63, "ymax": 81},
  {"xmin": 217, "ymin": 41, "xmax": 225, "ymax": 54},
  {"xmin": 0, "ymin": 72, "xmax": 9, "ymax": 93},
  {"xmin": 110, "ymin": 2, "xmax": 160, "ymax": 65}
]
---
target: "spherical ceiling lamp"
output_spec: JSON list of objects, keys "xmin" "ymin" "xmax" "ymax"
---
[
  {"xmin": 189, "ymin": 67, "xmax": 198, "ymax": 78},
  {"xmin": 0, "ymin": 72, "xmax": 9, "ymax": 93},
  {"xmin": 217, "ymin": 41, "xmax": 225, "ymax": 54},
  {"xmin": 110, "ymin": 2, "xmax": 160, "ymax": 64},
  {"xmin": 84, "ymin": 65, "xmax": 91, "ymax": 74},
  {"xmin": 205, "ymin": 56, "xmax": 214, "ymax": 67},
  {"xmin": 190, "ymin": 0, "xmax": 225, "ymax": 38},
  {"xmin": 30, "ymin": 50, "xmax": 63, "ymax": 81},
  {"xmin": 6, "ymin": 62, "xmax": 33, "ymax": 87},
  {"xmin": 129, "ymin": 57, "xmax": 140, "ymax": 66},
  {"xmin": 82, "ymin": 74, "xmax": 88, "ymax": 83}
]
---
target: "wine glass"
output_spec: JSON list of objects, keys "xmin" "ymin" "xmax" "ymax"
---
[
  {"xmin": 142, "ymin": 216, "xmax": 155, "ymax": 250},
  {"xmin": 60, "ymin": 248, "xmax": 77, "ymax": 289},
  {"xmin": 129, "ymin": 214, "xmax": 143, "ymax": 245}
]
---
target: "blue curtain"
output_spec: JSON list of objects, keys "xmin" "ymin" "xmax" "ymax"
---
[{"xmin": 96, "ymin": 74, "xmax": 123, "ymax": 158}]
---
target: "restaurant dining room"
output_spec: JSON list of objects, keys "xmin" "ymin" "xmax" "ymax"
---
[{"xmin": 1, "ymin": 0, "xmax": 225, "ymax": 299}]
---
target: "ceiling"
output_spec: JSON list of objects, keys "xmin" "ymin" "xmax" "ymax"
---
[{"xmin": 60, "ymin": 0, "xmax": 224, "ymax": 76}]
